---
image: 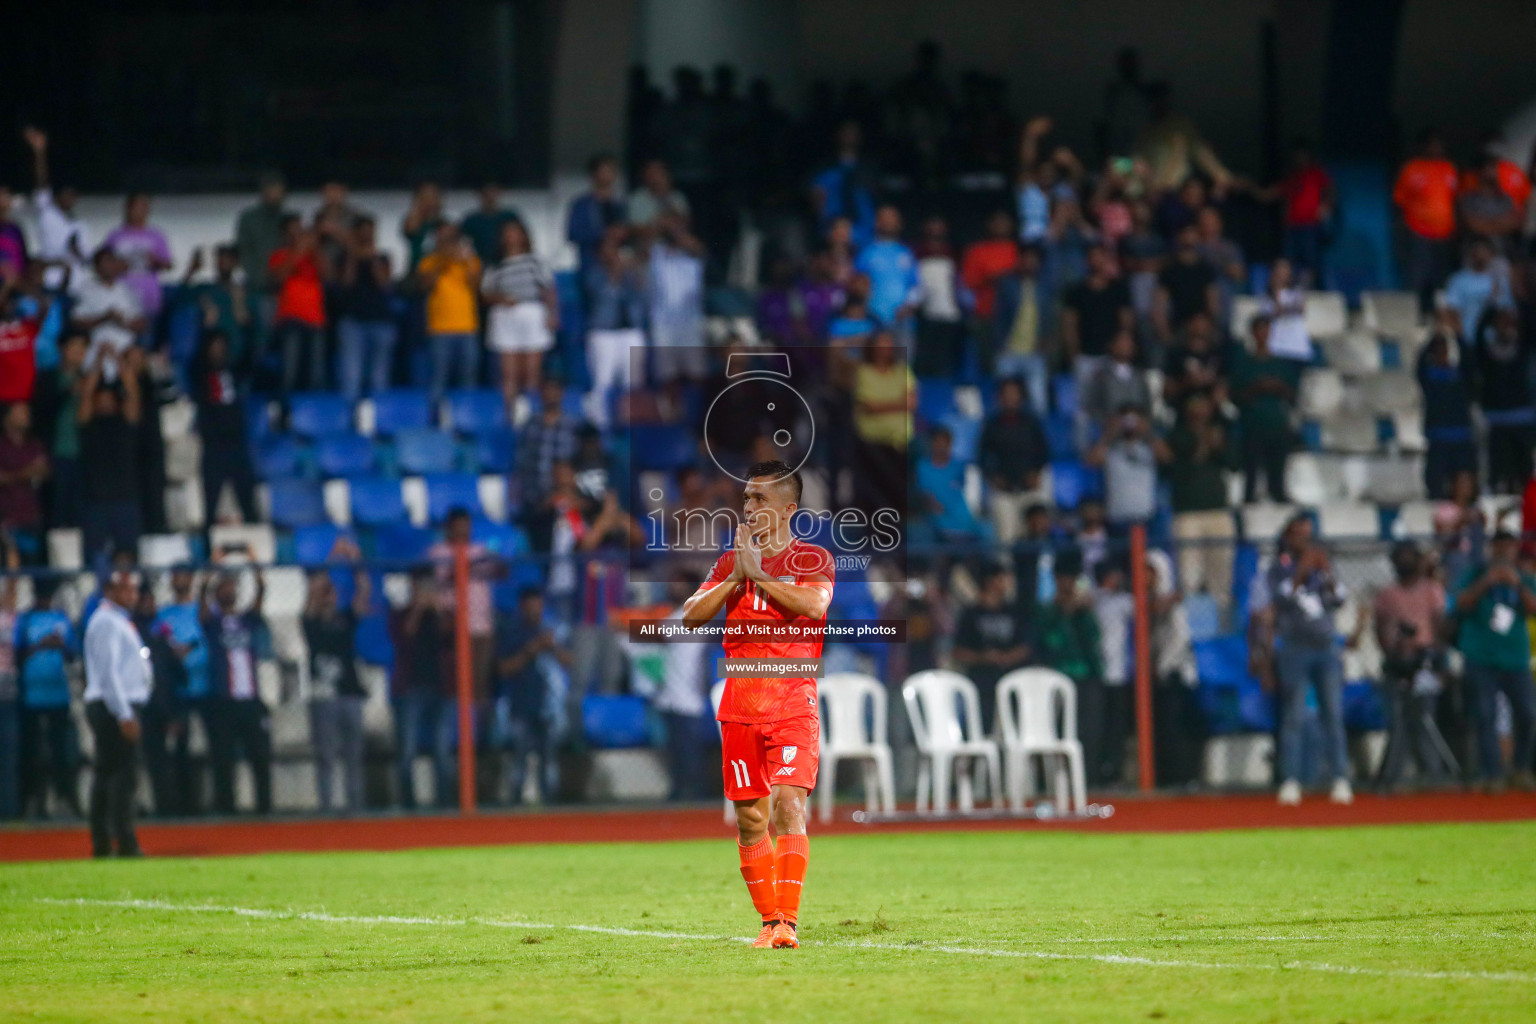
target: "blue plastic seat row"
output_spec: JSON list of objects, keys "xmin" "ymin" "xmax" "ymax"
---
[
  {"xmin": 286, "ymin": 388, "xmax": 512, "ymax": 439},
  {"xmin": 256, "ymin": 427, "xmax": 518, "ymax": 482},
  {"xmin": 267, "ymin": 474, "xmax": 497, "ymax": 529}
]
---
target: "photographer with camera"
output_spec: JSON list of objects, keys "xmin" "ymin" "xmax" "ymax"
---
[
  {"xmin": 1373, "ymin": 541, "xmax": 1455, "ymax": 790},
  {"xmin": 1450, "ymin": 529, "xmax": 1536, "ymax": 793}
]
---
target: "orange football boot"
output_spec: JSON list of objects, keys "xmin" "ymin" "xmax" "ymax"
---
[
  {"xmin": 771, "ymin": 920, "xmax": 799, "ymax": 949},
  {"xmin": 752, "ymin": 921, "xmax": 779, "ymax": 948}
]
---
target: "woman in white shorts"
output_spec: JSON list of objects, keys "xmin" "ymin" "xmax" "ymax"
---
[{"xmin": 483, "ymin": 221, "xmax": 559, "ymax": 417}]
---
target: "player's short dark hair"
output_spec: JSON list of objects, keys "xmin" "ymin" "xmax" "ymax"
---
[{"xmin": 745, "ymin": 459, "xmax": 802, "ymax": 504}]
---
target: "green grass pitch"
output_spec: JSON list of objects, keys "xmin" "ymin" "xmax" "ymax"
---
[{"xmin": 3, "ymin": 822, "xmax": 1534, "ymax": 1022}]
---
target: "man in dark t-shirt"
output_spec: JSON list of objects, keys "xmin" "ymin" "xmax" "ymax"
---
[
  {"xmin": 952, "ymin": 566, "xmax": 1030, "ymax": 736},
  {"xmin": 1155, "ymin": 225, "xmax": 1218, "ymax": 342},
  {"xmin": 1062, "ymin": 245, "xmax": 1132, "ymax": 364},
  {"xmin": 78, "ymin": 349, "xmax": 143, "ymax": 565}
]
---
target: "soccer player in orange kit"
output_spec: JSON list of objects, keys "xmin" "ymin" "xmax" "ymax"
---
[{"xmin": 682, "ymin": 459, "xmax": 835, "ymax": 950}]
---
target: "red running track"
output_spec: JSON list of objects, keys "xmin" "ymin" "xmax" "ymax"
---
[{"xmin": 4, "ymin": 791, "xmax": 1535, "ymax": 863}]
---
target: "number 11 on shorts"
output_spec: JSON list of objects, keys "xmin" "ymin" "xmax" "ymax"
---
[{"xmin": 730, "ymin": 759, "xmax": 750, "ymax": 788}]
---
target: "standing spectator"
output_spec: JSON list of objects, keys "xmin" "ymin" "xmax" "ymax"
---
[
  {"xmin": 0, "ymin": 403, "xmax": 48, "ymax": 561},
  {"xmin": 314, "ymin": 181, "xmax": 363, "ymax": 269},
  {"xmin": 1257, "ymin": 257, "xmax": 1313, "ymax": 362},
  {"xmin": 1436, "ymin": 469, "xmax": 1487, "ymax": 588},
  {"xmin": 151, "ymin": 569, "xmax": 211, "ymax": 815},
  {"xmin": 1161, "ymin": 312, "xmax": 1228, "ymax": 411},
  {"xmin": 915, "ymin": 426, "xmax": 989, "ymax": 544},
  {"xmin": 268, "ymin": 214, "xmax": 330, "ymax": 394},
  {"xmin": 811, "ymin": 121, "xmax": 877, "ymax": 248},
  {"xmin": 1146, "ymin": 549, "xmax": 1203, "ymax": 786},
  {"xmin": 400, "ymin": 181, "xmax": 447, "ymax": 270},
  {"xmin": 390, "ymin": 568, "xmax": 453, "ymax": 808},
  {"xmin": 1086, "ymin": 404, "xmax": 1167, "ymax": 530},
  {"xmin": 1229, "ymin": 314, "xmax": 1300, "ymax": 502},
  {"xmin": 627, "ymin": 158, "xmax": 691, "ymax": 233},
  {"xmin": 494, "ymin": 587, "xmax": 570, "ymax": 805},
  {"xmin": 1194, "ymin": 207, "xmax": 1246, "ymax": 328},
  {"xmin": 1082, "ymin": 329, "xmax": 1152, "ymax": 439},
  {"xmin": 1393, "ymin": 130, "xmax": 1459, "ymax": 314},
  {"xmin": 1263, "ymin": 514, "xmax": 1352, "ymax": 806},
  {"xmin": 978, "ymin": 377, "xmax": 1048, "ymax": 545},
  {"xmin": 302, "ymin": 547, "xmax": 370, "ymax": 814},
  {"xmin": 646, "ymin": 212, "xmax": 707, "ymax": 384},
  {"xmin": 0, "ymin": 274, "xmax": 45, "ymax": 407},
  {"xmin": 30, "ymin": 330, "xmax": 87, "ymax": 528},
  {"xmin": 203, "ymin": 566, "xmax": 272, "ymax": 815},
  {"xmin": 77, "ymin": 347, "xmax": 144, "ymax": 564},
  {"xmin": 1459, "ymin": 157, "xmax": 1523, "ymax": 251},
  {"xmin": 516, "ymin": 378, "xmax": 579, "ymax": 504},
  {"xmin": 1153, "ymin": 225, "xmax": 1218, "ymax": 346},
  {"xmin": 960, "ymin": 210, "xmax": 1020, "ymax": 333},
  {"xmin": 1062, "ymin": 245, "xmax": 1133, "ymax": 391},
  {"xmin": 1248, "ymin": 139, "xmax": 1334, "ymax": 285},
  {"xmin": 583, "ymin": 229, "xmax": 647, "ymax": 428},
  {"xmin": 566, "ymin": 154, "xmax": 627, "ymax": 280},
  {"xmin": 952, "ymin": 565, "xmax": 1029, "ymax": 736},
  {"xmin": 185, "ymin": 245, "xmax": 253, "ymax": 371},
  {"xmin": 71, "ymin": 248, "xmax": 146, "ymax": 370},
  {"xmin": 82, "ymin": 569, "xmax": 150, "ymax": 856},
  {"xmin": 826, "ymin": 216, "xmax": 858, "ymax": 286},
  {"xmin": 1373, "ymin": 541, "xmax": 1450, "ymax": 790},
  {"xmin": 23, "ymin": 127, "xmax": 90, "ymax": 293},
  {"xmin": 755, "ymin": 255, "xmax": 810, "ymax": 347},
  {"xmin": 912, "ymin": 216, "xmax": 963, "ymax": 377},
  {"xmin": 1015, "ymin": 116, "xmax": 1061, "ymax": 245},
  {"xmin": 460, "ymin": 183, "xmax": 523, "ymax": 268},
  {"xmin": 235, "ymin": 171, "xmax": 288, "ymax": 351},
  {"xmin": 655, "ymin": 574, "xmax": 712, "ymax": 800},
  {"xmin": 852, "ymin": 331, "xmax": 915, "ymax": 516},
  {"xmin": 14, "ymin": 577, "xmax": 79, "ymax": 818},
  {"xmin": 856, "ymin": 205, "xmax": 918, "ymax": 332},
  {"xmin": 1417, "ymin": 314, "xmax": 1476, "ymax": 499},
  {"xmin": 483, "ymin": 221, "xmax": 559, "ymax": 415},
  {"xmin": 429, "ymin": 509, "xmax": 501, "ymax": 706},
  {"xmin": 1031, "ymin": 550, "xmax": 1105, "ymax": 779},
  {"xmin": 1469, "ymin": 305, "xmax": 1533, "ymax": 494},
  {"xmin": 333, "ymin": 217, "xmax": 397, "ymax": 401},
  {"xmin": 101, "ymin": 194, "xmax": 173, "ymax": 324},
  {"xmin": 991, "ymin": 244, "xmax": 1049, "ymax": 415},
  {"xmin": 1451, "ymin": 530, "xmax": 1536, "ymax": 792},
  {"xmin": 418, "ymin": 223, "xmax": 483, "ymax": 402},
  {"xmin": 1091, "ymin": 559, "xmax": 1135, "ymax": 785},
  {"xmin": 796, "ymin": 246, "xmax": 844, "ymax": 345},
  {"xmin": 1443, "ymin": 237, "xmax": 1511, "ymax": 342},
  {"xmin": 1166, "ymin": 391, "xmax": 1238, "ymax": 615},
  {"xmin": 0, "ymin": 566, "xmax": 16, "ymax": 819},
  {"xmin": 132, "ymin": 582, "xmax": 184, "ymax": 817},
  {"xmin": 1042, "ymin": 194, "xmax": 1097, "ymax": 300},
  {"xmin": 191, "ymin": 332, "xmax": 257, "ymax": 526},
  {"xmin": 1013, "ymin": 503, "xmax": 1058, "ymax": 610}
]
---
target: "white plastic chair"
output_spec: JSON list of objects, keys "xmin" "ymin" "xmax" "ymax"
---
[
  {"xmin": 995, "ymin": 668, "xmax": 1087, "ymax": 813},
  {"xmin": 816, "ymin": 673, "xmax": 896, "ymax": 823},
  {"xmin": 710, "ymin": 680, "xmax": 734, "ymax": 824},
  {"xmin": 901, "ymin": 671, "xmax": 1002, "ymax": 814}
]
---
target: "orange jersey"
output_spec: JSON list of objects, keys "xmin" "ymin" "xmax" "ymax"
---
[
  {"xmin": 1459, "ymin": 159, "xmax": 1532, "ymax": 213},
  {"xmin": 1393, "ymin": 158, "xmax": 1459, "ymax": 240},
  {"xmin": 702, "ymin": 540, "xmax": 835, "ymax": 724}
]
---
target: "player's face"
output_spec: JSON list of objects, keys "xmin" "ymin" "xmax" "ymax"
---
[{"xmin": 741, "ymin": 477, "xmax": 794, "ymax": 540}]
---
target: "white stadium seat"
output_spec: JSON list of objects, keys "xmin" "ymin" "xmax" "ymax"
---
[
  {"xmin": 323, "ymin": 479, "xmax": 352, "ymax": 527},
  {"xmin": 1361, "ymin": 290, "xmax": 1422, "ymax": 341},
  {"xmin": 1320, "ymin": 414, "xmax": 1380, "ymax": 454},
  {"xmin": 1358, "ymin": 371, "xmax": 1419, "ymax": 415},
  {"xmin": 209, "ymin": 524, "xmax": 277, "ymax": 565},
  {"xmin": 1364, "ymin": 457, "xmax": 1424, "ymax": 506},
  {"xmin": 902, "ymin": 670, "xmax": 1003, "ymax": 814},
  {"xmin": 1318, "ymin": 331, "xmax": 1382, "ymax": 374},
  {"xmin": 1229, "ymin": 295, "xmax": 1264, "ymax": 344},
  {"xmin": 1391, "ymin": 412, "xmax": 1427, "ymax": 452},
  {"xmin": 1297, "ymin": 369, "xmax": 1345, "ymax": 419},
  {"xmin": 816, "ymin": 673, "xmax": 896, "ymax": 822},
  {"xmin": 1241, "ymin": 503, "xmax": 1299, "ymax": 543},
  {"xmin": 1393, "ymin": 500, "xmax": 1437, "ymax": 538},
  {"xmin": 996, "ymin": 668, "xmax": 1087, "ymax": 812},
  {"xmin": 1304, "ymin": 290, "xmax": 1349, "ymax": 339},
  {"xmin": 138, "ymin": 534, "xmax": 194, "ymax": 568},
  {"xmin": 1317, "ymin": 502, "xmax": 1380, "ymax": 540},
  {"xmin": 47, "ymin": 529, "xmax": 83, "ymax": 570},
  {"xmin": 1284, "ymin": 453, "xmax": 1342, "ymax": 506}
]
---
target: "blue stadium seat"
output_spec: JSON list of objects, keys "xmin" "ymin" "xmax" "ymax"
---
[
  {"xmin": 425, "ymin": 473, "xmax": 483, "ymax": 523},
  {"xmin": 349, "ymin": 476, "xmax": 407, "ymax": 527},
  {"xmin": 471, "ymin": 427, "xmax": 517, "ymax": 474},
  {"xmin": 288, "ymin": 393, "xmax": 352, "ymax": 438},
  {"xmin": 355, "ymin": 612, "xmax": 395, "ymax": 667},
  {"xmin": 582, "ymin": 694, "xmax": 650, "ymax": 748},
  {"xmin": 941, "ymin": 414, "xmax": 982, "ymax": 464},
  {"xmin": 396, "ymin": 428, "xmax": 460, "ymax": 476},
  {"xmin": 1050, "ymin": 460, "xmax": 1101, "ymax": 511},
  {"xmin": 445, "ymin": 389, "xmax": 507, "ymax": 434},
  {"xmin": 1051, "ymin": 374, "xmax": 1077, "ymax": 418},
  {"xmin": 244, "ymin": 398, "xmax": 273, "ymax": 441},
  {"xmin": 315, "ymin": 433, "xmax": 377, "ymax": 479},
  {"xmin": 629, "ymin": 424, "xmax": 696, "ymax": 471},
  {"xmin": 267, "ymin": 479, "xmax": 328, "ymax": 528},
  {"xmin": 254, "ymin": 435, "xmax": 304, "ymax": 480},
  {"xmin": 471, "ymin": 517, "xmax": 529, "ymax": 559},
  {"xmin": 293, "ymin": 523, "xmax": 353, "ymax": 567},
  {"xmin": 371, "ymin": 389, "xmax": 434, "ymax": 435},
  {"xmin": 371, "ymin": 522, "xmax": 436, "ymax": 564},
  {"xmin": 1044, "ymin": 414, "xmax": 1075, "ymax": 461},
  {"xmin": 916, "ymin": 378, "xmax": 957, "ymax": 427}
]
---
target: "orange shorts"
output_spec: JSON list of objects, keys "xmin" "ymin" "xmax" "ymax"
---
[{"xmin": 720, "ymin": 715, "xmax": 820, "ymax": 800}]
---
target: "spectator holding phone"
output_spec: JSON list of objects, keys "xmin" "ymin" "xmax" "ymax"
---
[{"xmin": 302, "ymin": 538, "xmax": 371, "ymax": 814}]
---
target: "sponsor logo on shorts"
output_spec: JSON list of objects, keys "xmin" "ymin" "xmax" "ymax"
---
[
  {"xmin": 775, "ymin": 766, "xmax": 797, "ymax": 777},
  {"xmin": 782, "ymin": 745, "xmax": 798, "ymax": 764}
]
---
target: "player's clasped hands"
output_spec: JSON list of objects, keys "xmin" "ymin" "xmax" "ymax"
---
[{"xmin": 733, "ymin": 523, "xmax": 767, "ymax": 584}]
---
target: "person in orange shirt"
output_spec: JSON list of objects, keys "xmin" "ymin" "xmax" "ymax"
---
[
  {"xmin": 268, "ymin": 214, "xmax": 331, "ymax": 394},
  {"xmin": 1457, "ymin": 130, "xmax": 1531, "ymax": 213},
  {"xmin": 1393, "ymin": 131, "xmax": 1459, "ymax": 314},
  {"xmin": 417, "ymin": 223, "xmax": 483, "ymax": 402}
]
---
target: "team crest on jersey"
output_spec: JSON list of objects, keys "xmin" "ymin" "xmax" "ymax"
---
[{"xmin": 782, "ymin": 746, "xmax": 798, "ymax": 764}]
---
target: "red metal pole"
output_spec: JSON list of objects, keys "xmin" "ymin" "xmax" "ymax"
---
[
  {"xmin": 453, "ymin": 541, "xmax": 476, "ymax": 815},
  {"xmin": 1130, "ymin": 523, "xmax": 1155, "ymax": 792}
]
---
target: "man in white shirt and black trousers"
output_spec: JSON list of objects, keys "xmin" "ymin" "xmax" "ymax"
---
[{"xmin": 83, "ymin": 570, "xmax": 151, "ymax": 857}]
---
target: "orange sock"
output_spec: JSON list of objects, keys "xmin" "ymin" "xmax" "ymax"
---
[
  {"xmin": 738, "ymin": 836, "xmax": 778, "ymax": 922},
  {"xmin": 774, "ymin": 833, "xmax": 809, "ymax": 924}
]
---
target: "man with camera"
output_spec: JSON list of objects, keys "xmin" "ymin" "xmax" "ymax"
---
[
  {"xmin": 1373, "ymin": 541, "xmax": 1453, "ymax": 790},
  {"xmin": 1450, "ymin": 529, "xmax": 1536, "ymax": 793}
]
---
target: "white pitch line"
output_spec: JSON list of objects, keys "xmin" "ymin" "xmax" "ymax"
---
[{"xmin": 30, "ymin": 898, "xmax": 1536, "ymax": 985}]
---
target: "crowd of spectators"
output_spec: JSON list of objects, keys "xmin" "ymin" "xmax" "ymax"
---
[{"xmin": 6, "ymin": 44, "xmax": 1536, "ymax": 818}]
